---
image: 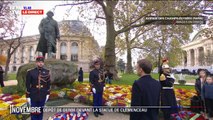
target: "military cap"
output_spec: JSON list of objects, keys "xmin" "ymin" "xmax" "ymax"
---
[{"xmin": 36, "ymin": 56, "xmax": 44, "ymax": 62}]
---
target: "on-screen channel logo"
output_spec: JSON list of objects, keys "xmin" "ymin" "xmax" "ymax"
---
[{"xmin": 21, "ymin": 6, "xmax": 44, "ymax": 15}]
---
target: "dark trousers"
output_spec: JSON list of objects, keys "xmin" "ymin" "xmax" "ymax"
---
[
  {"xmin": 93, "ymin": 92, "xmax": 103, "ymax": 113},
  {"xmin": 0, "ymin": 79, "xmax": 4, "ymax": 87},
  {"xmin": 106, "ymin": 78, "xmax": 112, "ymax": 84},
  {"xmin": 205, "ymin": 98, "xmax": 213, "ymax": 117},
  {"xmin": 30, "ymin": 100, "xmax": 45, "ymax": 120},
  {"xmin": 161, "ymin": 90, "xmax": 178, "ymax": 120}
]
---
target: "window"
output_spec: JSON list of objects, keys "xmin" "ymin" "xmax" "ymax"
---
[
  {"xmin": 13, "ymin": 66, "xmax": 17, "ymax": 72},
  {"xmin": 60, "ymin": 42, "xmax": 67, "ymax": 60},
  {"xmin": 71, "ymin": 42, "xmax": 78, "ymax": 61}
]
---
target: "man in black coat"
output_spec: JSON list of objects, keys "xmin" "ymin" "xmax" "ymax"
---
[
  {"xmin": 130, "ymin": 59, "xmax": 161, "ymax": 120},
  {"xmin": 89, "ymin": 60, "xmax": 105, "ymax": 117},
  {"xmin": 0, "ymin": 65, "xmax": 5, "ymax": 87},
  {"xmin": 26, "ymin": 56, "xmax": 51, "ymax": 120},
  {"xmin": 36, "ymin": 11, "xmax": 60, "ymax": 58}
]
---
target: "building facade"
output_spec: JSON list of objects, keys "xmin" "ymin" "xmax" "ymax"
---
[
  {"xmin": 0, "ymin": 20, "xmax": 100, "ymax": 72},
  {"xmin": 181, "ymin": 29, "xmax": 213, "ymax": 67}
]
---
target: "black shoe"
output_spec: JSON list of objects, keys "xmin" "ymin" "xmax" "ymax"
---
[
  {"xmin": 98, "ymin": 112, "xmax": 104, "ymax": 115},
  {"xmin": 94, "ymin": 112, "xmax": 99, "ymax": 117}
]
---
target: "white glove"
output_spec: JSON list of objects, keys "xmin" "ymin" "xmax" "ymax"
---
[
  {"xmin": 45, "ymin": 95, "xmax": 49, "ymax": 103},
  {"xmin": 170, "ymin": 74, "xmax": 176, "ymax": 80},
  {"xmin": 27, "ymin": 98, "xmax": 31, "ymax": 105},
  {"xmin": 92, "ymin": 88, "xmax": 96, "ymax": 94}
]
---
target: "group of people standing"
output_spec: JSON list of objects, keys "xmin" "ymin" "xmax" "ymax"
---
[
  {"xmin": 195, "ymin": 69, "xmax": 213, "ymax": 120},
  {"xmin": 88, "ymin": 58, "xmax": 177, "ymax": 119},
  {"xmin": 130, "ymin": 58, "xmax": 213, "ymax": 120},
  {"xmin": 130, "ymin": 58, "xmax": 178, "ymax": 120}
]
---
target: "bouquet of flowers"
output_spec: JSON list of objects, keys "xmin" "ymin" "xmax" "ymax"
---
[
  {"xmin": 58, "ymin": 91, "xmax": 66, "ymax": 98},
  {"xmin": 171, "ymin": 110, "xmax": 205, "ymax": 120},
  {"xmin": 48, "ymin": 111, "xmax": 89, "ymax": 120}
]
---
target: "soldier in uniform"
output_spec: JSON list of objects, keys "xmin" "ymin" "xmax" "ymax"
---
[
  {"xmin": 36, "ymin": 11, "xmax": 60, "ymax": 58},
  {"xmin": 89, "ymin": 60, "xmax": 105, "ymax": 117},
  {"xmin": 26, "ymin": 56, "xmax": 51, "ymax": 120},
  {"xmin": 160, "ymin": 64, "xmax": 178, "ymax": 120}
]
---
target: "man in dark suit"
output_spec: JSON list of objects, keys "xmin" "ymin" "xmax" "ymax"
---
[
  {"xmin": 0, "ymin": 65, "xmax": 5, "ymax": 87},
  {"xmin": 89, "ymin": 60, "xmax": 105, "ymax": 117},
  {"xmin": 26, "ymin": 56, "xmax": 51, "ymax": 120},
  {"xmin": 130, "ymin": 59, "xmax": 161, "ymax": 120}
]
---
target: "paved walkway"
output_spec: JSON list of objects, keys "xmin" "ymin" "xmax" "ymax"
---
[
  {"xmin": 4, "ymin": 80, "xmax": 17, "ymax": 86},
  {"xmin": 27, "ymin": 102, "xmax": 129, "ymax": 120}
]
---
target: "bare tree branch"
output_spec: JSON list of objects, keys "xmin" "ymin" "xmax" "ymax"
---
[
  {"xmin": 116, "ymin": 9, "xmax": 159, "ymax": 35},
  {"xmin": 130, "ymin": 25, "xmax": 157, "ymax": 44},
  {"xmin": 95, "ymin": 0, "xmax": 105, "ymax": 8},
  {"xmin": 95, "ymin": 14, "xmax": 106, "ymax": 20},
  {"xmin": 130, "ymin": 46, "xmax": 150, "ymax": 52},
  {"xmin": 53, "ymin": 0, "xmax": 94, "ymax": 11}
]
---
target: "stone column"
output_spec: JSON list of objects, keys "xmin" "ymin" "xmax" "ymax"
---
[
  {"xmin": 25, "ymin": 46, "xmax": 29, "ymax": 63},
  {"xmin": 187, "ymin": 50, "xmax": 191, "ymax": 66},
  {"xmin": 79, "ymin": 40, "xmax": 82, "ymax": 60},
  {"xmin": 56, "ymin": 42, "xmax": 60, "ymax": 59},
  {"xmin": 194, "ymin": 48, "xmax": 199, "ymax": 66},
  {"xmin": 67, "ymin": 42, "xmax": 71, "ymax": 61}
]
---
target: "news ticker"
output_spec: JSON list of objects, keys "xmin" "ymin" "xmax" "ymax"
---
[
  {"xmin": 10, "ymin": 105, "xmax": 204, "ymax": 114},
  {"xmin": 145, "ymin": 16, "xmax": 206, "ymax": 25}
]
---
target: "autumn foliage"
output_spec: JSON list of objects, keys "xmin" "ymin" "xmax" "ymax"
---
[{"xmin": 0, "ymin": 55, "xmax": 6, "ymax": 65}]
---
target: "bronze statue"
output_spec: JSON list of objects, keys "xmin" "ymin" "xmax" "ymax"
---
[{"xmin": 36, "ymin": 11, "xmax": 60, "ymax": 58}]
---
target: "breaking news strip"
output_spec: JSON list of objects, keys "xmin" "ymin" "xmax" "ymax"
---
[{"xmin": 10, "ymin": 105, "xmax": 204, "ymax": 114}]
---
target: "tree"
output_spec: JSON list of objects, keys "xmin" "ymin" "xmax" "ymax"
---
[
  {"xmin": 54, "ymin": 0, "xmax": 159, "ymax": 79},
  {"xmin": 134, "ymin": 1, "xmax": 211, "ymax": 71},
  {"xmin": 0, "ymin": 1, "xmax": 25, "ymax": 80},
  {"xmin": 114, "ymin": 1, "xmax": 210, "ymax": 73},
  {"xmin": 54, "ymin": 0, "xmax": 211, "ymax": 79}
]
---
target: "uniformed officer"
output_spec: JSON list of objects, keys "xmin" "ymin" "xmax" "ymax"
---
[
  {"xmin": 160, "ymin": 64, "xmax": 178, "ymax": 120},
  {"xmin": 26, "ymin": 56, "xmax": 51, "ymax": 120},
  {"xmin": 89, "ymin": 60, "xmax": 105, "ymax": 117}
]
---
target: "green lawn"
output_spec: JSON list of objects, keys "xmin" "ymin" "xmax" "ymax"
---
[
  {"xmin": 7, "ymin": 73, "xmax": 17, "ymax": 80},
  {"xmin": 84, "ymin": 72, "xmax": 89, "ymax": 78},
  {"xmin": 112, "ymin": 73, "xmax": 195, "ymax": 90}
]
